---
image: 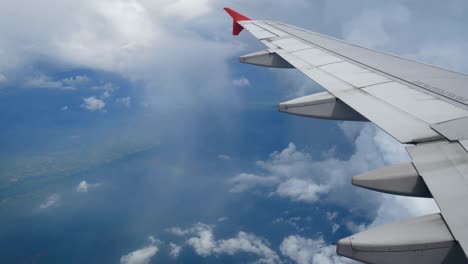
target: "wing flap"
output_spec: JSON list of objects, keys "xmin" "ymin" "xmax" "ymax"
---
[
  {"xmin": 270, "ymin": 38, "xmax": 311, "ymax": 52},
  {"xmin": 319, "ymin": 61, "xmax": 392, "ymax": 88},
  {"xmin": 407, "ymin": 141, "xmax": 468, "ymax": 255},
  {"xmin": 363, "ymin": 82, "xmax": 468, "ymax": 125},
  {"xmin": 334, "ymin": 88, "xmax": 441, "ymax": 143},
  {"xmin": 432, "ymin": 117, "xmax": 468, "ymax": 141}
]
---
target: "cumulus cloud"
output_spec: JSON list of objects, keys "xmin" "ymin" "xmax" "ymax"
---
[
  {"xmin": 76, "ymin": 181, "xmax": 100, "ymax": 193},
  {"xmin": 81, "ymin": 96, "xmax": 106, "ymax": 112},
  {"xmin": 169, "ymin": 223, "xmax": 280, "ymax": 264},
  {"xmin": 120, "ymin": 236, "xmax": 159, "ymax": 264},
  {"xmin": 39, "ymin": 194, "xmax": 61, "ymax": 209},
  {"xmin": 276, "ymin": 178, "xmax": 329, "ymax": 203},
  {"xmin": 232, "ymin": 77, "xmax": 251, "ymax": 87},
  {"xmin": 185, "ymin": 224, "xmax": 216, "ymax": 257},
  {"xmin": 280, "ymin": 235, "xmax": 354, "ymax": 264}
]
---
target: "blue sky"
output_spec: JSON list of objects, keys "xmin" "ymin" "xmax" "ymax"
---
[{"xmin": 1, "ymin": 1, "xmax": 467, "ymax": 263}]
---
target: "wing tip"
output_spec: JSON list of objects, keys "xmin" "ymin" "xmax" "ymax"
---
[
  {"xmin": 224, "ymin": 7, "xmax": 251, "ymax": 36},
  {"xmin": 224, "ymin": 8, "xmax": 251, "ymax": 22}
]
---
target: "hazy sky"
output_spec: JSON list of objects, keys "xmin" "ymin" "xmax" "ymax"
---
[{"xmin": 1, "ymin": 1, "xmax": 467, "ymax": 263}]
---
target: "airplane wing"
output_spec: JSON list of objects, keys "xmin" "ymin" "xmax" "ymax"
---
[{"xmin": 225, "ymin": 8, "xmax": 468, "ymax": 264}]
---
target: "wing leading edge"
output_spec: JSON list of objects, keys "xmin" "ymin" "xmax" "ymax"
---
[{"xmin": 225, "ymin": 8, "xmax": 468, "ymax": 264}]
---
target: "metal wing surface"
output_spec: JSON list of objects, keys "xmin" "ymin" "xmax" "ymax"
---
[{"xmin": 225, "ymin": 7, "xmax": 468, "ymax": 264}]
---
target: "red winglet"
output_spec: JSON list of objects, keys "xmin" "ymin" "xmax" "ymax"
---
[{"xmin": 224, "ymin": 8, "xmax": 251, "ymax": 36}]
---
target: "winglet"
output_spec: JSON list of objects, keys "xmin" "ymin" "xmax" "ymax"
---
[{"xmin": 224, "ymin": 8, "xmax": 251, "ymax": 36}]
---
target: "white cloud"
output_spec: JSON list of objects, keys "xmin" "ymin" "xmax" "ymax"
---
[
  {"xmin": 276, "ymin": 178, "xmax": 329, "ymax": 203},
  {"xmin": 25, "ymin": 75, "xmax": 75, "ymax": 90},
  {"xmin": 229, "ymin": 173, "xmax": 279, "ymax": 193},
  {"xmin": 0, "ymin": 0, "xmax": 247, "ymax": 111},
  {"xmin": 345, "ymin": 221, "xmax": 367, "ymax": 234},
  {"xmin": 169, "ymin": 243, "xmax": 182, "ymax": 258},
  {"xmin": 170, "ymin": 223, "xmax": 280, "ymax": 264},
  {"xmin": 39, "ymin": 194, "xmax": 61, "ymax": 209},
  {"xmin": 167, "ymin": 226, "xmax": 191, "ymax": 237},
  {"xmin": 120, "ymin": 236, "xmax": 159, "ymax": 264},
  {"xmin": 337, "ymin": 122, "xmax": 364, "ymax": 142},
  {"xmin": 366, "ymin": 195, "xmax": 439, "ymax": 228},
  {"xmin": 61, "ymin": 106, "xmax": 69, "ymax": 111},
  {"xmin": 280, "ymin": 235, "xmax": 354, "ymax": 264},
  {"xmin": 76, "ymin": 180, "xmax": 100, "ymax": 193},
  {"xmin": 76, "ymin": 181, "xmax": 89, "ymax": 193},
  {"xmin": 81, "ymin": 96, "xmax": 106, "ymax": 112},
  {"xmin": 24, "ymin": 74, "xmax": 92, "ymax": 90},
  {"xmin": 116, "ymin": 96, "xmax": 132, "ymax": 108},
  {"xmin": 186, "ymin": 224, "xmax": 216, "ymax": 257},
  {"xmin": 232, "ymin": 77, "xmax": 250, "ymax": 87},
  {"xmin": 215, "ymin": 232, "xmax": 280, "ymax": 264},
  {"xmin": 217, "ymin": 154, "xmax": 231, "ymax": 161}
]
